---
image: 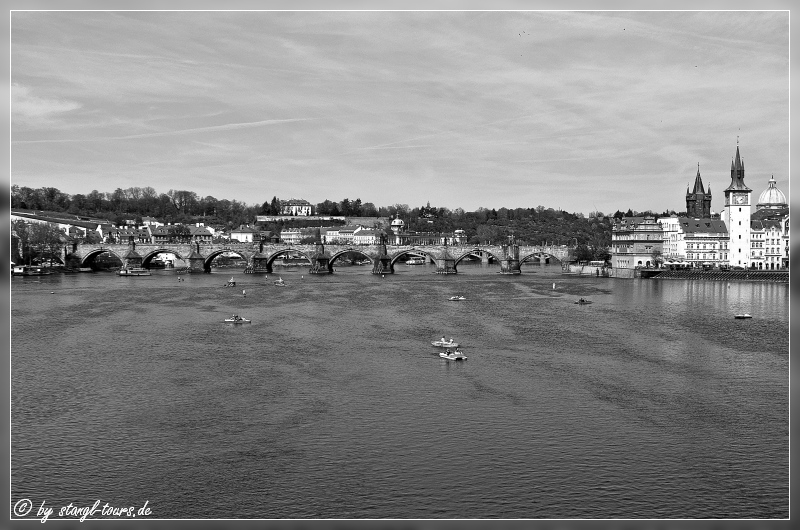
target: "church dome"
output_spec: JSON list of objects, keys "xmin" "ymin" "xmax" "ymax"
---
[
  {"xmin": 391, "ymin": 217, "xmax": 405, "ymax": 227},
  {"xmin": 756, "ymin": 176, "xmax": 787, "ymax": 210}
]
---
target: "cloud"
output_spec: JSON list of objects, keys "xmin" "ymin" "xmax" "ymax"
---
[{"xmin": 10, "ymin": 83, "xmax": 81, "ymax": 125}]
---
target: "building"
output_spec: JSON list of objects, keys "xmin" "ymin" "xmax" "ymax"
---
[
  {"xmin": 280, "ymin": 199, "xmax": 313, "ymax": 216},
  {"xmin": 279, "ymin": 227, "xmax": 318, "ymax": 244},
  {"xmin": 386, "ymin": 215, "xmax": 467, "ymax": 246},
  {"xmin": 189, "ymin": 225, "xmax": 213, "ymax": 244},
  {"xmin": 749, "ymin": 219, "xmax": 784, "ymax": 270},
  {"xmin": 610, "ymin": 216, "xmax": 663, "ymax": 276},
  {"xmin": 352, "ymin": 229, "xmax": 380, "ymax": 245},
  {"xmin": 230, "ymin": 225, "xmax": 259, "ymax": 243},
  {"xmin": 686, "ymin": 164, "xmax": 712, "ymax": 218},
  {"xmin": 721, "ymin": 145, "xmax": 752, "ymax": 268}
]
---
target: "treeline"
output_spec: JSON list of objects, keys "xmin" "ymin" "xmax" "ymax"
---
[{"xmin": 14, "ymin": 185, "xmax": 675, "ymax": 254}]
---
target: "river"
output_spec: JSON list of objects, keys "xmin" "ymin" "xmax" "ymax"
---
[{"xmin": 10, "ymin": 262, "xmax": 789, "ymax": 519}]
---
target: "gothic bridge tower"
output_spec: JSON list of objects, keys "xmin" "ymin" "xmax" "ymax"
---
[{"xmin": 686, "ymin": 163, "xmax": 712, "ymax": 218}]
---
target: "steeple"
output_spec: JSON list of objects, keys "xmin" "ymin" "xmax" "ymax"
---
[
  {"xmin": 691, "ymin": 163, "xmax": 705, "ymax": 194},
  {"xmin": 725, "ymin": 144, "xmax": 752, "ymax": 192}
]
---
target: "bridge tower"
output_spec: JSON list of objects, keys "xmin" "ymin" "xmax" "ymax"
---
[
  {"xmin": 372, "ymin": 235, "xmax": 394, "ymax": 274},
  {"xmin": 309, "ymin": 242, "xmax": 331, "ymax": 274},
  {"xmin": 499, "ymin": 236, "xmax": 521, "ymax": 274}
]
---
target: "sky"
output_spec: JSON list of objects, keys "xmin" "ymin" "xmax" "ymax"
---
[{"xmin": 9, "ymin": 8, "xmax": 791, "ymax": 216}]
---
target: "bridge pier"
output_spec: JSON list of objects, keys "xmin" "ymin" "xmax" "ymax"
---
[
  {"xmin": 122, "ymin": 247, "xmax": 143, "ymax": 270},
  {"xmin": 309, "ymin": 243, "xmax": 332, "ymax": 274},
  {"xmin": 187, "ymin": 243, "xmax": 206, "ymax": 272},
  {"xmin": 436, "ymin": 246, "xmax": 457, "ymax": 274},
  {"xmin": 251, "ymin": 241, "xmax": 272, "ymax": 273},
  {"xmin": 372, "ymin": 240, "xmax": 394, "ymax": 274},
  {"xmin": 499, "ymin": 242, "xmax": 521, "ymax": 274}
]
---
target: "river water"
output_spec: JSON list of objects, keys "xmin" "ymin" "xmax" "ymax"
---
[{"xmin": 10, "ymin": 262, "xmax": 789, "ymax": 519}]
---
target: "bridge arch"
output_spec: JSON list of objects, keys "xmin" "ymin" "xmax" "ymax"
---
[
  {"xmin": 264, "ymin": 248, "xmax": 313, "ymax": 269},
  {"xmin": 140, "ymin": 248, "xmax": 188, "ymax": 266},
  {"xmin": 520, "ymin": 252, "xmax": 561, "ymax": 265},
  {"xmin": 329, "ymin": 248, "xmax": 374, "ymax": 267},
  {"xmin": 453, "ymin": 248, "xmax": 502, "ymax": 267},
  {"xmin": 203, "ymin": 248, "xmax": 252, "ymax": 272},
  {"xmin": 78, "ymin": 248, "xmax": 124, "ymax": 267},
  {"xmin": 389, "ymin": 248, "xmax": 438, "ymax": 267}
]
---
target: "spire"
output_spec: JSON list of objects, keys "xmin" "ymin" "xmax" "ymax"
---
[
  {"xmin": 691, "ymin": 163, "xmax": 705, "ymax": 194},
  {"xmin": 734, "ymin": 146, "xmax": 742, "ymax": 171}
]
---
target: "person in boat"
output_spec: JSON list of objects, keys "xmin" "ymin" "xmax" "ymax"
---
[
  {"xmin": 441, "ymin": 336, "xmax": 446, "ymax": 344},
  {"xmin": 445, "ymin": 349, "xmax": 452, "ymax": 355}
]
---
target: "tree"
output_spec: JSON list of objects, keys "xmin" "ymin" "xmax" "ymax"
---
[
  {"xmin": 171, "ymin": 225, "xmax": 191, "ymax": 243},
  {"xmin": 651, "ymin": 249, "xmax": 664, "ymax": 268},
  {"xmin": 573, "ymin": 243, "xmax": 594, "ymax": 262}
]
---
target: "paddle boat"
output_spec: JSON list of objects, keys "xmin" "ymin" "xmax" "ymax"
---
[
  {"xmin": 431, "ymin": 337, "xmax": 459, "ymax": 348},
  {"xmin": 274, "ymin": 277, "xmax": 286, "ymax": 286},
  {"xmin": 448, "ymin": 295, "xmax": 467, "ymax": 301},
  {"xmin": 225, "ymin": 314, "xmax": 251, "ymax": 324}
]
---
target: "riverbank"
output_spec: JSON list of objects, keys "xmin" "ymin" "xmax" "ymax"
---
[{"xmin": 645, "ymin": 269, "xmax": 788, "ymax": 283}]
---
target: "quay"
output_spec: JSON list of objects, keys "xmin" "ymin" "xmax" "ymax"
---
[{"xmin": 637, "ymin": 268, "xmax": 788, "ymax": 283}]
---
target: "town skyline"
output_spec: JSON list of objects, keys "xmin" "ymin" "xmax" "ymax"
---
[{"xmin": 10, "ymin": 9, "xmax": 790, "ymax": 215}]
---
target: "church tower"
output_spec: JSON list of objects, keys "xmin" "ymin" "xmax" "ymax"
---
[
  {"xmin": 686, "ymin": 163, "xmax": 712, "ymax": 217},
  {"xmin": 723, "ymin": 144, "xmax": 752, "ymax": 267}
]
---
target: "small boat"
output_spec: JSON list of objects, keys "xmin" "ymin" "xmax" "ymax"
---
[
  {"xmin": 574, "ymin": 299, "xmax": 592, "ymax": 305},
  {"xmin": 406, "ymin": 257, "xmax": 426, "ymax": 265},
  {"xmin": 439, "ymin": 350, "xmax": 468, "ymax": 361},
  {"xmin": 225, "ymin": 315, "xmax": 251, "ymax": 324},
  {"xmin": 448, "ymin": 296, "xmax": 466, "ymax": 301},
  {"xmin": 117, "ymin": 268, "xmax": 151, "ymax": 276},
  {"xmin": 274, "ymin": 277, "xmax": 286, "ymax": 286},
  {"xmin": 734, "ymin": 314, "xmax": 753, "ymax": 319},
  {"xmin": 431, "ymin": 338, "xmax": 459, "ymax": 348}
]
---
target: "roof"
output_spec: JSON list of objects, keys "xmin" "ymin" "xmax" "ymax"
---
[
  {"xmin": 677, "ymin": 217, "xmax": 728, "ymax": 234},
  {"xmin": 189, "ymin": 226, "xmax": 213, "ymax": 236},
  {"xmin": 756, "ymin": 176, "xmax": 787, "ymax": 208},
  {"xmin": 231, "ymin": 226, "xmax": 258, "ymax": 234},
  {"xmin": 751, "ymin": 207, "xmax": 789, "ymax": 222}
]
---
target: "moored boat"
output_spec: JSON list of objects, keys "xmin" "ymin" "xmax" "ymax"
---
[
  {"xmin": 12, "ymin": 265, "xmax": 52, "ymax": 276},
  {"xmin": 117, "ymin": 267, "xmax": 151, "ymax": 276}
]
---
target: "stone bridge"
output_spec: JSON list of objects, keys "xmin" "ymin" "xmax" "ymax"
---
[{"xmin": 66, "ymin": 240, "xmax": 570, "ymax": 275}]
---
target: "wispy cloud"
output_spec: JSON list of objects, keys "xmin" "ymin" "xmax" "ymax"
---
[
  {"xmin": 10, "ymin": 83, "xmax": 81, "ymax": 125},
  {"xmin": 11, "ymin": 117, "xmax": 316, "ymax": 144}
]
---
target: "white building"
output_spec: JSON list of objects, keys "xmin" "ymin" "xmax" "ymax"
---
[{"xmin": 280, "ymin": 199, "xmax": 313, "ymax": 216}]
